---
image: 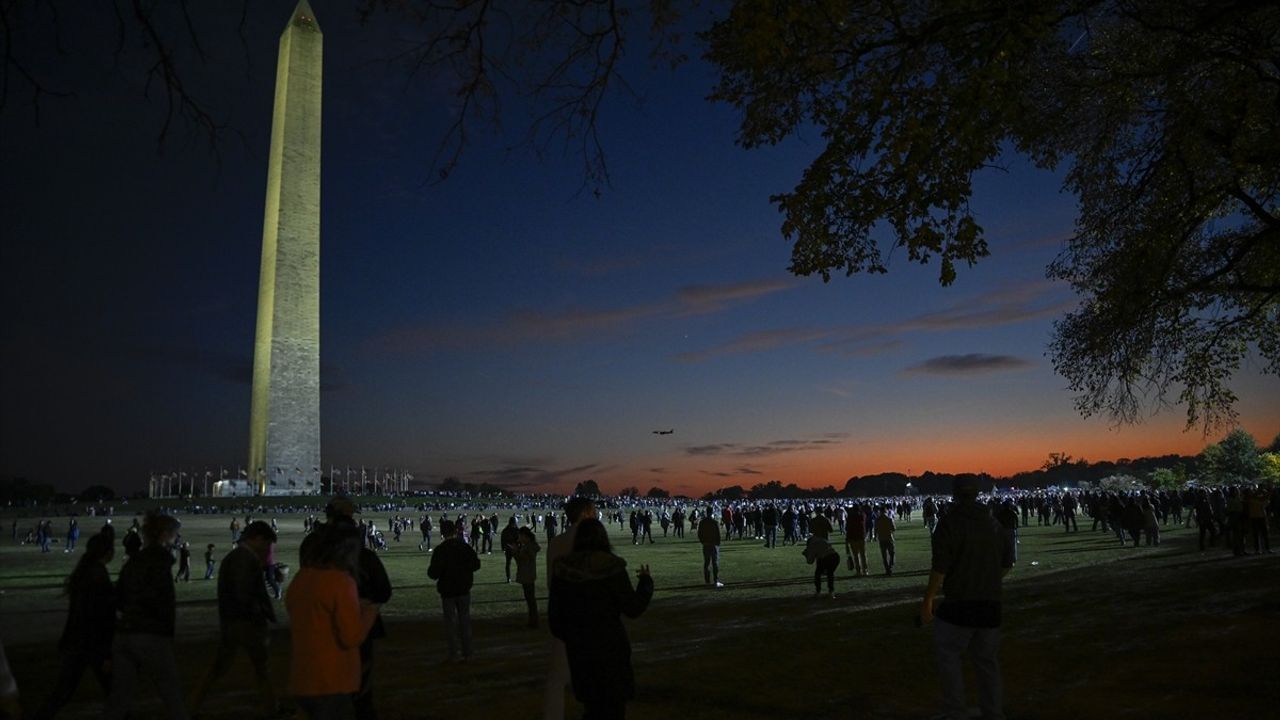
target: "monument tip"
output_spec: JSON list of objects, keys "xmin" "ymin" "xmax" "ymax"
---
[{"xmin": 290, "ymin": 0, "xmax": 321, "ymax": 33}]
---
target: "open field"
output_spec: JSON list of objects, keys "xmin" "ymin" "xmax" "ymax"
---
[{"xmin": 3, "ymin": 503, "xmax": 1278, "ymax": 719}]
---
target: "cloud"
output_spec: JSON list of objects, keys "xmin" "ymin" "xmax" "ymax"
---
[
  {"xmin": 507, "ymin": 302, "xmax": 665, "ymax": 340},
  {"xmin": 676, "ymin": 327, "xmax": 832, "ymax": 363},
  {"xmin": 462, "ymin": 461, "xmax": 604, "ymax": 489},
  {"xmin": 679, "ymin": 279, "xmax": 1075, "ymax": 362},
  {"xmin": 367, "ymin": 276, "xmax": 795, "ymax": 355},
  {"xmin": 685, "ymin": 444, "xmax": 738, "ymax": 456},
  {"xmin": 676, "ymin": 278, "xmax": 797, "ymax": 316},
  {"xmin": 684, "ymin": 437, "xmax": 843, "ymax": 458},
  {"xmin": 903, "ymin": 354, "xmax": 1033, "ymax": 376}
]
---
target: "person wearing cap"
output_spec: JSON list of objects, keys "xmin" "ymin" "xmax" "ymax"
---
[
  {"xmin": 919, "ymin": 476, "xmax": 1015, "ymax": 720},
  {"xmin": 303, "ymin": 497, "xmax": 392, "ymax": 720},
  {"xmin": 287, "ymin": 523, "xmax": 380, "ymax": 720},
  {"xmin": 190, "ymin": 520, "xmax": 282, "ymax": 718}
]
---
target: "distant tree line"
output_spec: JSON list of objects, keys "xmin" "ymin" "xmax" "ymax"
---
[
  {"xmin": 437, "ymin": 477, "xmax": 514, "ymax": 498},
  {"xmin": 702, "ymin": 431, "xmax": 1280, "ymax": 499},
  {"xmin": 1, "ymin": 479, "xmax": 116, "ymax": 506}
]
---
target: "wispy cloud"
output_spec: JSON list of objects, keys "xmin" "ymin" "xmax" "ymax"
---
[
  {"xmin": 676, "ymin": 278, "xmax": 796, "ymax": 316},
  {"xmin": 366, "ymin": 276, "xmax": 795, "ymax": 355},
  {"xmin": 903, "ymin": 354, "xmax": 1033, "ymax": 376},
  {"xmin": 460, "ymin": 461, "xmax": 606, "ymax": 489},
  {"xmin": 507, "ymin": 303, "xmax": 663, "ymax": 340},
  {"xmin": 684, "ymin": 437, "xmax": 843, "ymax": 458},
  {"xmin": 678, "ymin": 279, "xmax": 1075, "ymax": 362}
]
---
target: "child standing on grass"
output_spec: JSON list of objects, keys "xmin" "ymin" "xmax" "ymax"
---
[
  {"xmin": 175, "ymin": 542, "xmax": 191, "ymax": 582},
  {"xmin": 427, "ymin": 520, "xmax": 481, "ymax": 661}
]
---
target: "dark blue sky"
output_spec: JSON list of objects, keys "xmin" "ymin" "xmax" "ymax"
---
[{"xmin": 2, "ymin": 2, "xmax": 1276, "ymax": 496}]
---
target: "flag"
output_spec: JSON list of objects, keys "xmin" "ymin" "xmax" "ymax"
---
[
  {"xmin": 276, "ymin": 467, "xmax": 284, "ymax": 475},
  {"xmin": 239, "ymin": 468, "xmax": 247, "ymax": 478}
]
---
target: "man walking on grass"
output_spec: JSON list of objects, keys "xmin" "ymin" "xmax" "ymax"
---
[
  {"xmin": 190, "ymin": 521, "xmax": 282, "ymax": 718},
  {"xmin": 698, "ymin": 508, "xmax": 724, "ymax": 588},
  {"xmin": 427, "ymin": 520, "xmax": 480, "ymax": 662},
  {"xmin": 920, "ymin": 477, "xmax": 1014, "ymax": 720}
]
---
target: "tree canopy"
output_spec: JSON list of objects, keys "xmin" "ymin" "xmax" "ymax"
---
[
  {"xmin": 704, "ymin": 0, "xmax": 1279, "ymax": 430},
  {"xmin": 1200, "ymin": 428, "xmax": 1263, "ymax": 483},
  {"xmin": 573, "ymin": 479, "xmax": 602, "ymax": 497}
]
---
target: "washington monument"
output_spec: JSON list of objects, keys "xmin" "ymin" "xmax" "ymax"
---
[{"xmin": 248, "ymin": 0, "xmax": 322, "ymax": 496}]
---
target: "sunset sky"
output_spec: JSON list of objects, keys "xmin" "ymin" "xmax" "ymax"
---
[{"xmin": 2, "ymin": 2, "xmax": 1277, "ymax": 497}]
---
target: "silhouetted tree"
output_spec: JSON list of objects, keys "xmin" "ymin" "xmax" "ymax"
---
[
  {"xmin": 573, "ymin": 479, "xmax": 602, "ymax": 497},
  {"xmin": 1201, "ymin": 429, "xmax": 1263, "ymax": 484},
  {"xmin": 705, "ymin": 0, "xmax": 1278, "ymax": 429},
  {"xmin": 79, "ymin": 485, "xmax": 116, "ymax": 502}
]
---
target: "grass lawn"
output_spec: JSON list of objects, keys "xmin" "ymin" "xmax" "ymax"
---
[{"xmin": 3, "ymin": 503, "xmax": 1278, "ymax": 718}]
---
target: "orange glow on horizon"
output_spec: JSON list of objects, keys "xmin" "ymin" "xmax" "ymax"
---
[{"xmin": 619, "ymin": 418, "xmax": 1280, "ymax": 498}]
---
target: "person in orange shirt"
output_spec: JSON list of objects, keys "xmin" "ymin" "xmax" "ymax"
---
[{"xmin": 285, "ymin": 524, "xmax": 379, "ymax": 719}]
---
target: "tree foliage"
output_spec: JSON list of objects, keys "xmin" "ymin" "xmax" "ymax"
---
[
  {"xmin": 645, "ymin": 485, "xmax": 670, "ymax": 498},
  {"xmin": 1148, "ymin": 466, "xmax": 1186, "ymax": 491},
  {"xmin": 1096, "ymin": 474, "xmax": 1144, "ymax": 494},
  {"xmin": 1200, "ymin": 428, "xmax": 1262, "ymax": 483},
  {"xmin": 704, "ymin": 0, "xmax": 1279, "ymax": 429},
  {"xmin": 1259, "ymin": 453, "xmax": 1280, "ymax": 484},
  {"xmin": 573, "ymin": 479, "xmax": 602, "ymax": 497}
]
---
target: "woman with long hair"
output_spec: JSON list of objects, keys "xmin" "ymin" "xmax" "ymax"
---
[
  {"xmin": 286, "ymin": 523, "xmax": 379, "ymax": 719},
  {"xmin": 31, "ymin": 531, "xmax": 116, "ymax": 720},
  {"xmin": 549, "ymin": 518, "xmax": 653, "ymax": 719}
]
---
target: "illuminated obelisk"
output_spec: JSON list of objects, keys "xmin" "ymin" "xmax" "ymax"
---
[{"xmin": 248, "ymin": 0, "xmax": 322, "ymax": 496}]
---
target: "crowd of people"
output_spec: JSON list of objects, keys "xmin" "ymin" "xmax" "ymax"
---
[{"xmin": 2, "ymin": 480, "xmax": 1276, "ymax": 720}]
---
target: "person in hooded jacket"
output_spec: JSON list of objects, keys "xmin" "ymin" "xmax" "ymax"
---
[{"xmin": 549, "ymin": 518, "xmax": 653, "ymax": 720}]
